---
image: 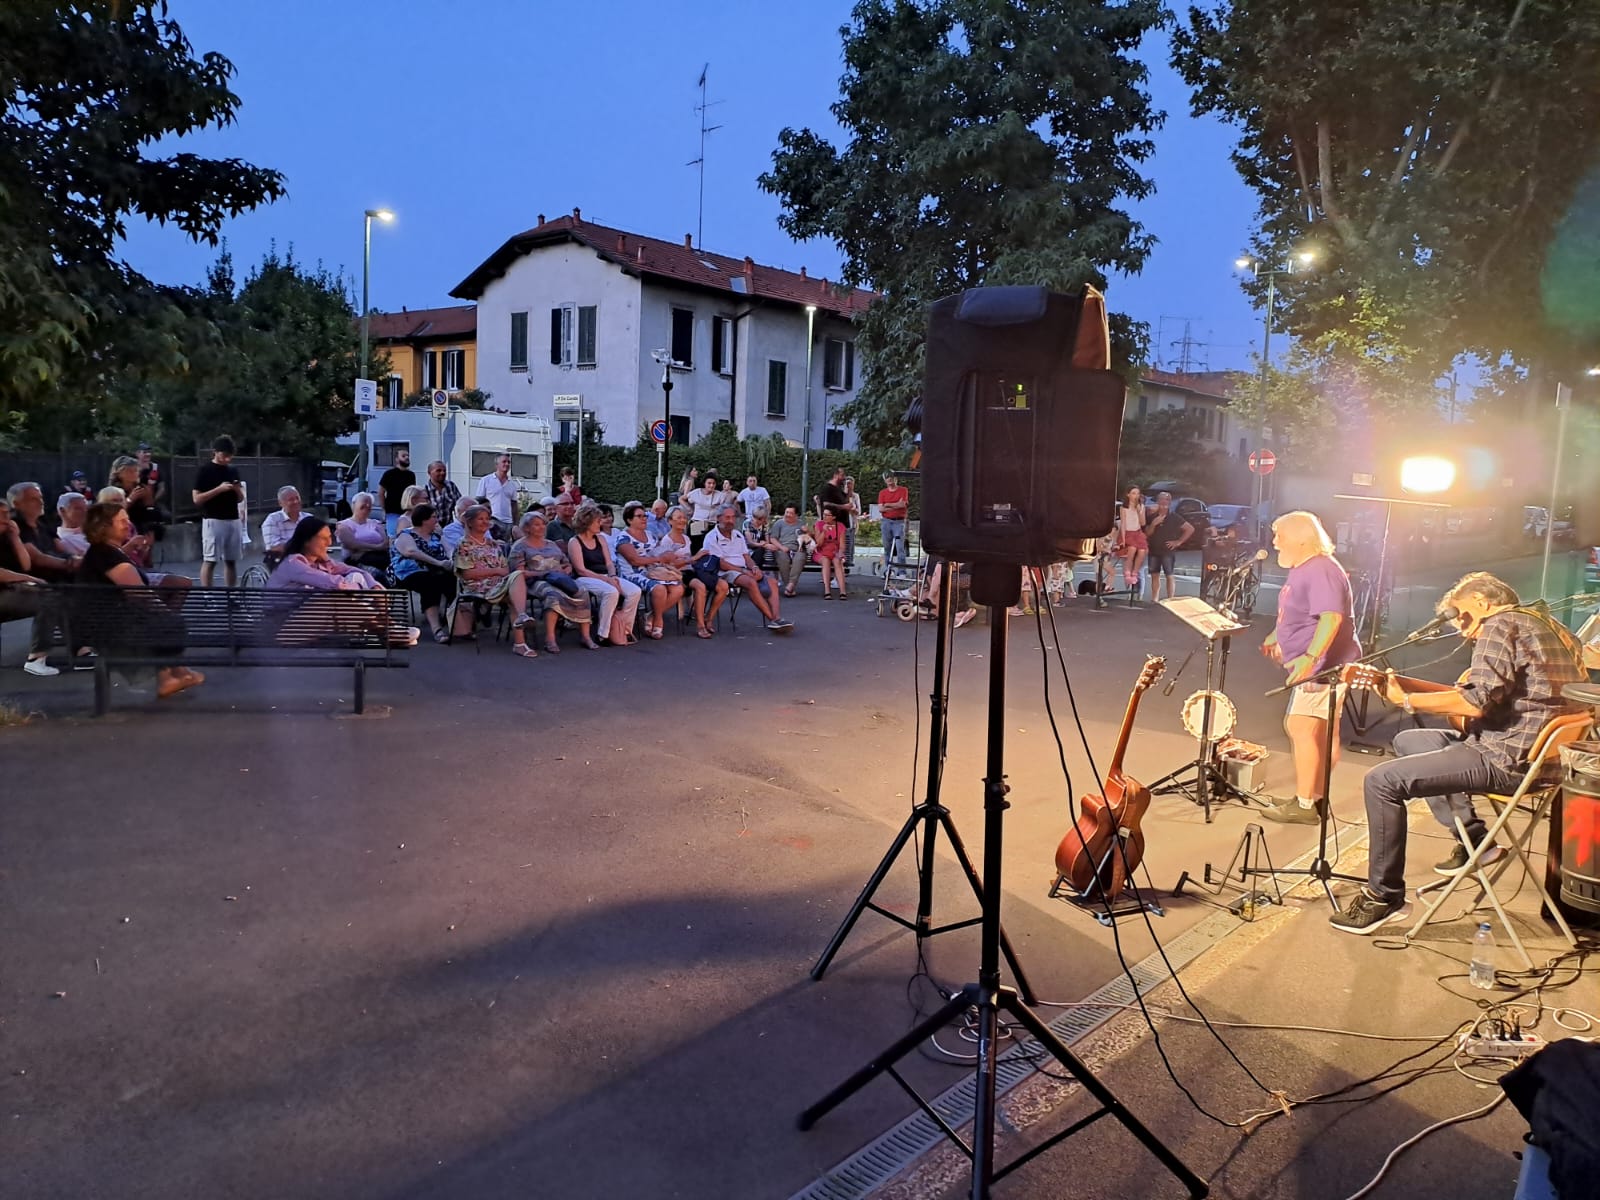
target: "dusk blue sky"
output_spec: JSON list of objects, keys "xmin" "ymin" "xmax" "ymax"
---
[{"xmin": 122, "ymin": 0, "xmax": 1264, "ymax": 374}]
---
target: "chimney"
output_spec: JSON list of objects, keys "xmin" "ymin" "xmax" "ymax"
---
[
  {"xmin": 537, "ymin": 212, "xmax": 545, "ymax": 225},
  {"xmin": 743, "ymin": 256, "xmax": 755, "ymax": 280},
  {"xmin": 684, "ymin": 234, "xmax": 693, "ymax": 249},
  {"xmin": 799, "ymin": 266, "xmax": 807, "ymax": 280},
  {"xmin": 617, "ymin": 234, "xmax": 627, "ymax": 253},
  {"xmin": 637, "ymin": 246, "xmax": 645, "ymax": 264},
  {"xmin": 572, "ymin": 206, "xmax": 582, "ymax": 222}
]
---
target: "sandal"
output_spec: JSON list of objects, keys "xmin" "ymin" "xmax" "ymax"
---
[
  {"xmin": 431, "ymin": 627, "xmax": 449, "ymax": 644},
  {"xmin": 697, "ymin": 627, "xmax": 714, "ymax": 639},
  {"xmin": 582, "ymin": 638, "xmax": 602, "ymax": 650},
  {"xmin": 544, "ymin": 639, "xmax": 561, "ymax": 654},
  {"xmin": 513, "ymin": 642, "xmax": 538, "ymax": 658}
]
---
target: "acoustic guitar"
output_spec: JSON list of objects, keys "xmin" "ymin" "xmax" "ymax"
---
[
  {"xmin": 1054, "ymin": 656, "xmax": 1165, "ymax": 900},
  {"xmin": 1342, "ymin": 663, "xmax": 1470, "ymax": 733}
]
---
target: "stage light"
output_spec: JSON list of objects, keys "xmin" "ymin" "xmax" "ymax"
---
[{"xmin": 1400, "ymin": 455, "xmax": 1456, "ymax": 494}]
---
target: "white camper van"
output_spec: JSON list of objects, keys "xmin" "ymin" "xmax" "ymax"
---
[{"xmin": 339, "ymin": 409, "xmax": 555, "ymax": 518}]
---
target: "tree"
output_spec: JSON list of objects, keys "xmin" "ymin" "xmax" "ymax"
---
[
  {"xmin": 760, "ymin": 0, "xmax": 1164, "ymax": 447},
  {"xmin": 1173, "ymin": 0, "xmax": 1600, "ymax": 386},
  {"xmin": 1117, "ymin": 409, "xmax": 1234, "ymax": 497},
  {"xmin": 0, "ymin": 0, "xmax": 285, "ymax": 440}
]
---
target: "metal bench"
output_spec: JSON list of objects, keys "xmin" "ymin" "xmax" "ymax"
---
[{"xmin": 51, "ymin": 584, "xmax": 411, "ymax": 715}]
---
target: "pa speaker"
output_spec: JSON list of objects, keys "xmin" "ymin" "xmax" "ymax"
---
[{"xmin": 919, "ymin": 285, "xmax": 1125, "ymax": 567}]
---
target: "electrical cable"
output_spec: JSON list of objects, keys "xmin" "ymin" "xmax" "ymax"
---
[{"xmin": 1337, "ymin": 1093, "xmax": 1507, "ymax": 1200}]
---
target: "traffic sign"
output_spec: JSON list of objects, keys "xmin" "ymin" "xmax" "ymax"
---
[
  {"xmin": 432, "ymin": 389, "xmax": 448, "ymax": 417},
  {"xmin": 650, "ymin": 419, "xmax": 669, "ymax": 446},
  {"xmin": 354, "ymin": 378, "xmax": 377, "ymax": 417},
  {"xmin": 1248, "ymin": 448, "xmax": 1277, "ymax": 476}
]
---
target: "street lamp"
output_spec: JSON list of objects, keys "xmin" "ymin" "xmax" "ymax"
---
[
  {"xmin": 358, "ymin": 207, "xmax": 395, "ymax": 491},
  {"xmin": 1235, "ymin": 249, "xmax": 1315, "ymax": 540},
  {"xmin": 800, "ymin": 304, "xmax": 817, "ymax": 513}
]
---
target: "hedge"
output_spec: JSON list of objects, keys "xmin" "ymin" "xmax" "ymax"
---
[{"xmin": 554, "ymin": 421, "xmax": 920, "ymax": 517}]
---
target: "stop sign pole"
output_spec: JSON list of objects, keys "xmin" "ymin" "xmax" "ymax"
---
[{"xmin": 1249, "ymin": 448, "xmax": 1276, "ymax": 541}]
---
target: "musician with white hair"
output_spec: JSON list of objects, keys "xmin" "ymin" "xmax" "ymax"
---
[{"xmin": 1258, "ymin": 510, "xmax": 1360, "ymax": 827}]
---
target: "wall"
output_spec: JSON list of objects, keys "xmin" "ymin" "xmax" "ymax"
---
[{"xmin": 474, "ymin": 243, "xmax": 642, "ymax": 439}]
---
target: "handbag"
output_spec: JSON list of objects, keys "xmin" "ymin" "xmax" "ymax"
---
[
  {"xmin": 692, "ymin": 554, "xmax": 722, "ymax": 587},
  {"xmin": 543, "ymin": 571, "xmax": 581, "ymax": 597}
]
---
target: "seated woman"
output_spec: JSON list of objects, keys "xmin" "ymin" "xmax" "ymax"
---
[
  {"xmin": 453, "ymin": 504, "xmax": 536, "ymax": 657},
  {"xmin": 393, "ymin": 486, "xmax": 428, "ymax": 534},
  {"xmin": 567, "ymin": 502, "xmax": 641, "ymax": 645},
  {"xmin": 270, "ymin": 515, "xmax": 417, "ymax": 646},
  {"xmin": 509, "ymin": 510, "xmax": 598, "ymax": 652},
  {"xmin": 614, "ymin": 501, "xmax": 686, "ymax": 640},
  {"xmin": 76, "ymin": 500, "xmax": 202, "ymax": 698},
  {"xmin": 390, "ymin": 503, "xmax": 457, "ymax": 643},
  {"xmin": 813, "ymin": 508, "xmax": 846, "ymax": 600},
  {"xmin": 336, "ymin": 492, "xmax": 391, "ymax": 571},
  {"xmin": 649, "ymin": 504, "xmax": 721, "ymax": 640}
]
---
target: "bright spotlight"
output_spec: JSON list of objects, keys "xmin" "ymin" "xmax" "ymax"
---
[
  {"xmin": 1235, "ymin": 257, "xmax": 1252, "ymax": 270},
  {"xmin": 1400, "ymin": 455, "xmax": 1456, "ymax": 494},
  {"xmin": 1296, "ymin": 250, "xmax": 1316, "ymax": 265}
]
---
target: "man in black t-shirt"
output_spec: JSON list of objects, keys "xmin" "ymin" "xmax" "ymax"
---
[
  {"xmin": 377, "ymin": 449, "xmax": 415, "ymax": 536},
  {"xmin": 0, "ymin": 494, "xmax": 60, "ymax": 676},
  {"xmin": 5, "ymin": 482, "xmax": 75, "ymax": 580},
  {"xmin": 192, "ymin": 434, "xmax": 244, "ymax": 586}
]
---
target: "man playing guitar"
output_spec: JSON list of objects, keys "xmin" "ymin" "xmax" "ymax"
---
[{"xmin": 1329, "ymin": 572, "xmax": 1586, "ymax": 934}]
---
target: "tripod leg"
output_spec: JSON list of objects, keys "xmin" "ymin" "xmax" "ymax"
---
[
  {"xmin": 1000, "ymin": 992, "xmax": 1209, "ymax": 1198},
  {"xmin": 971, "ymin": 986, "xmax": 1001, "ymax": 1196},
  {"xmin": 937, "ymin": 808, "xmax": 1037, "ymax": 1005},
  {"xmin": 797, "ymin": 988, "xmax": 974, "ymax": 1131},
  {"xmin": 811, "ymin": 809, "xmax": 927, "ymax": 981}
]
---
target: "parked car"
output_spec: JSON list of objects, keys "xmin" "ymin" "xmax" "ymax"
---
[
  {"xmin": 1204, "ymin": 504, "xmax": 1255, "ymax": 537},
  {"xmin": 1523, "ymin": 506, "xmax": 1576, "ymax": 544}
]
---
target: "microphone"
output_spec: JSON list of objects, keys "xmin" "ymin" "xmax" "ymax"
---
[
  {"xmin": 1231, "ymin": 549, "xmax": 1269, "ymax": 573},
  {"xmin": 1407, "ymin": 605, "xmax": 1460, "ymax": 639}
]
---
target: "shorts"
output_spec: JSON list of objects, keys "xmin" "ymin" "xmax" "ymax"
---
[
  {"xmin": 1287, "ymin": 680, "xmax": 1348, "ymax": 720},
  {"xmin": 202, "ymin": 518, "xmax": 243, "ymax": 563},
  {"xmin": 1148, "ymin": 550, "xmax": 1177, "ymax": 576},
  {"xmin": 719, "ymin": 567, "xmax": 756, "ymax": 587}
]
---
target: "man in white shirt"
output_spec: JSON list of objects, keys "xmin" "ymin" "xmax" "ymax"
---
[
  {"xmin": 737, "ymin": 474, "xmax": 771, "ymax": 520},
  {"xmin": 703, "ymin": 504, "xmax": 791, "ymax": 632},
  {"xmin": 476, "ymin": 454, "xmax": 519, "ymax": 534},
  {"xmin": 54, "ymin": 493, "xmax": 90, "ymax": 556},
  {"xmin": 260, "ymin": 486, "xmax": 303, "ymax": 564}
]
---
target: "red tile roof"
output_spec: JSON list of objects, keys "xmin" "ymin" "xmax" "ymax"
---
[
  {"xmin": 1139, "ymin": 368, "xmax": 1245, "ymax": 401},
  {"xmin": 450, "ymin": 211, "xmax": 875, "ymax": 319},
  {"xmin": 366, "ymin": 304, "xmax": 477, "ymax": 341}
]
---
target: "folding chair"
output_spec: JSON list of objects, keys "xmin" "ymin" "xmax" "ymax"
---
[{"xmin": 1406, "ymin": 711, "xmax": 1593, "ymax": 968}]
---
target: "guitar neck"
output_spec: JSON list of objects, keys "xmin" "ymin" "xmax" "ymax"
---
[
  {"xmin": 1108, "ymin": 690, "xmax": 1145, "ymax": 778},
  {"xmin": 1393, "ymin": 668, "xmax": 1469, "ymax": 695}
]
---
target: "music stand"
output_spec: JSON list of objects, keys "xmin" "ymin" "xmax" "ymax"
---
[{"xmin": 1148, "ymin": 596, "xmax": 1252, "ymax": 822}]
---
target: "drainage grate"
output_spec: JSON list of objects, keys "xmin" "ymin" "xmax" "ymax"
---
[{"xmin": 786, "ymin": 908, "xmax": 1242, "ymax": 1200}]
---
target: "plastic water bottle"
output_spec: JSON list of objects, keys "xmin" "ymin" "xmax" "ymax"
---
[{"xmin": 1470, "ymin": 922, "xmax": 1497, "ymax": 990}]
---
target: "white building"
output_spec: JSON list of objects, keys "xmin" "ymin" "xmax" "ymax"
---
[
  {"xmin": 452, "ymin": 208, "xmax": 872, "ymax": 451},
  {"xmin": 1126, "ymin": 369, "xmax": 1245, "ymax": 457}
]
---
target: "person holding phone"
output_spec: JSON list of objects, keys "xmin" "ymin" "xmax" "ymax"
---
[{"xmin": 192, "ymin": 434, "xmax": 244, "ymax": 586}]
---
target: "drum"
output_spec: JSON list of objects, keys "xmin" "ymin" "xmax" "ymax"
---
[
  {"xmin": 1558, "ymin": 740, "xmax": 1600, "ymax": 915},
  {"xmin": 1180, "ymin": 690, "xmax": 1237, "ymax": 742}
]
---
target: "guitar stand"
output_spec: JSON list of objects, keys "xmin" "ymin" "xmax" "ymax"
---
[
  {"xmin": 1049, "ymin": 838, "xmax": 1167, "ymax": 927},
  {"xmin": 1172, "ymin": 822, "xmax": 1284, "ymax": 918},
  {"xmin": 798, "ymin": 568, "xmax": 1208, "ymax": 1200},
  {"xmin": 810, "ymin": 564, "xmax": 1036, "ymax": 1004}
]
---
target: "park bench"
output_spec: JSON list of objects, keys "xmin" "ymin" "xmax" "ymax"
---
[{"xmin": 48, "ymin": 584, "xmax": 411, "ymax": 715}]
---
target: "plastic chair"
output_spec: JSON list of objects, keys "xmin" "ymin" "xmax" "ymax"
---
[{"xmin": 1406, "ymin": 711, "xmax": 1593, "ymax": 968}]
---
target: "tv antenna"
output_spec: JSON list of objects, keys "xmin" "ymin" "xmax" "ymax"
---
[{"xmin": 687, "ymin": 64, "xmax": 723, "ymax": 250}]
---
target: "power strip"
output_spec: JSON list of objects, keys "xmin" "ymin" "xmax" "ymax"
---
[{"xmin": 1458, "ymin": 1031, "xmax": 1546, "ymax": 1060}]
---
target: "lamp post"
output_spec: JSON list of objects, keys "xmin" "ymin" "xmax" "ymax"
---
[
  {"xmin": 358, "ymin": 207, "xmax": 395, "ymax": 492},
  {"xmin": 1236, "ymin": 250, "xmax": 1314, "ymax": 541},
  {"xmin": 800, "ymin": 304, "xmax": 817, "ymax": 513},
  {"xmin": 1539, "ymin": 380, "xmax": 1580, "ymax": 599}
]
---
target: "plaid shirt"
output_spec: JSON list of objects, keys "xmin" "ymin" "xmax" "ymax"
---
[
  {"xmin": 423, "ymin": 479, "xmax": 462, "ymax": 524},
  {"xmin": 1459, "ymin": 608, "xmax": 1586, "ymax": 777}
]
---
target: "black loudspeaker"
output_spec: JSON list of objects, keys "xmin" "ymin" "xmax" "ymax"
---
[{"xmin": 919, "ymin": 285, "xmax": 1126, "ymax": 568}]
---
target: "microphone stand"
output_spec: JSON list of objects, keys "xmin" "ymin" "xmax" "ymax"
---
[{"xmin": 1244, "ymin": 620, "xmax": 1459, "ymax": 908}]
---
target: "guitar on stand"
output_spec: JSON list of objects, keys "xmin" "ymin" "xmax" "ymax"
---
[{"xmin": 1052, "ymin": 656, "xmax": 1166, "ymax": 924}]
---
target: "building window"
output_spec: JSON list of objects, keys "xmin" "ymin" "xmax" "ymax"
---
[
  {"xmin": 823, "ymin": 338, "xmax": 855, "ymax": 391},
  {"xmin": 825, "ymin": 428, "xmax": 845, "ymax": 451},
  {"xmin": 669, "ymin": 415, "xmax": 691, "ymax": 445},
  {"xmin": 550, "ymin": 305, "xmax": 573, "ymax": 366},
  {"xmin": 510, "ymin": 311, "xmax": 528, "ymax": 370},
  {"xmin": 766, "ymin": 360, "xmax": 787, "ymax": 417},
  {"xmin": 711, "ymin": 315, "xmax": 734, "ymax": 375},
  {"xmin": 441, "ymin": 348, "xmax": 465, "ymax": 391},
  {"xmin": 671, "ymin": 308, "xmax": 694, "ymax": 368},
  {"xmin": 576, "ymin": 305, "xmax": 597, "ymax": 366},
  {"xmin": 1137, "ymin": 393, "xmax": 1149, "ymax": 418},
  {"xmin": 421, "ymin": 350, "xmax": 438, "ymax": 390},
  {"xmin": 384, "ymin": 375, "xmax": 403, "ymax": 407}
]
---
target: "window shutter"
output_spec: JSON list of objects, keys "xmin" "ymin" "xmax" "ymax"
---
[
  {"xmin": 510, "ymin": 312, "xmax": 528, "ymax": 369},
  {"xmin": 550, "ymin": 309, "xmax": 563, "ymax": 365},
  {"xmin": 767, "ymin": 360, "xmax": 787, "ymax": 416},
  {"xmin": 711, "ymin": 318, "xmax": 724, "ymax": 375},
  {"xmin": 845, "ymin": 342, "xmax": 855, "ymax": 390}
]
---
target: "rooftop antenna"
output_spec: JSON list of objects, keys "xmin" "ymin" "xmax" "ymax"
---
[{"xmin": 687, "ymin": 64, "xmax": 723, "ymax": 249}]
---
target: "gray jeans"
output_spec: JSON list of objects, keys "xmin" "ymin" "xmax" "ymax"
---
[
  {"xmin": 1362, "ymin": 727, "xmax": 1520, "ymax": 902},
  {"xmin": 880, "ymin": 518, "xmax": 907, "ymax": 564},
  {"xmin": 770, "ymin": 546, "xmax": 805, "ymax": 590}
]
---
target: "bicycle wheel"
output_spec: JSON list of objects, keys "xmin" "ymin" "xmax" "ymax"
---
[{"xmin": 240, "ymin": 563, "xmax": 272, "ymax": 589}]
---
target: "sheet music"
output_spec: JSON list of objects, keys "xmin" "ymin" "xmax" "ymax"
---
[{"xmin": 1160, "ymin": 597, "xmax": 1248, "ymax": 641}]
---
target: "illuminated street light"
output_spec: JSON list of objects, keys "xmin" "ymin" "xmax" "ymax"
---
[
  {"xmin": 358, "ymin": 207, "xmax": 396, "ymax": 491},
  {"xmin": 1400, "ymin": 455, "xmax": 1456, "ymax": 494}
]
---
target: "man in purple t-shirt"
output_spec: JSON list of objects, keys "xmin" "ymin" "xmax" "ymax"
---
[{"xmin": 1259, "ymin": 511, "xmax": 1360, "ymax": 825}]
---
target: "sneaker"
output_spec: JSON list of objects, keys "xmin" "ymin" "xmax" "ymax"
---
[
  {"xmin": 72, "ymin": 652, "xmax": 98, "ymax": 671},
  {"xmin": 1260, "ymin": 798, "xmax": 1324, "ymax": 825},
  {"xmin": 1329, "ymin": 889, "xmax": 1407, "ymax": 934},
  {"xmin": 1433, "ymin": 842, "xmax": 1506, "ymax": 876},
  {"xmin": 765, "ymin": 619, "xmax": 793, "ymax": 633},
  {"xmin": 22, "ymin": 658, "xmax": 59, "ymax": 677}
]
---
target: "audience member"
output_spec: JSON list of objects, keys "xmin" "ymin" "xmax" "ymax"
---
[
  {"xmin": 684, "ymin": 473, "xmax": 721, "ymax": 548},
  {"xmin": 377, "ymin": 449, "xmax": 415, "ymax": 535},
  {"xmin": 769, "ymin": 504, "xmax": 808, "ymax": 597},
  {"xmin": 877, "ymin": 471, "xmax": 909, "ymax": 564},
  {"xmin": 64, "ymin": 470, "xmax": 95, "ymax": 501},
  {"xmin": 546, "ymin": 493, "xmax": 577, "ymax": 545},
  {"xmin": 55, "ymin": 493, "xmax": 89, "ymax": 556},
  {"xmin": 453, "ymin": 505, "xmax": 536, "ymax": 657},
  {"xmin": 842, "ymin": 476, "xmax": 863, "ymax": 571},
  {"xmin": 558, "ymin": 466, "xmax": 583, "ymax": 503},
  {"xmin": 132, "ymin": 444, "xmax": 168, "ymax": 536},
  {"xmin": 568, "ymin": 503, "xmax": 641, "ymax": 645},
  {"xmin": 393, "ymin": 486, "xmax": 427, "ymax": 533},
  {"xmin": 6, "ymin": 482, "xmax": 76, "ymax": 580},
  {"xmin": 737, "ymin": 474, "xmax": 770, "ymax": 520},
  {"xmin": 703, "ymin": 504, "xmax": 791, "ymax": 631},
  {"xmin": 261, "ymin": 486, "xmax": 303, "ymax": 566},
  {"xmin": 477, "ymin": 453, "xmax": 520, "ymax": 535},
  {"xmin": 269, "ymin": 516, "xmax": 376, "ymax": 589},
  {"xmin": 718, "ymin": 478, "xmax": 739, "ymax": 515},
  {"xmin": 192, "ymin": 434, "xmax": 244, "ymax": 586},
  {"xmin": 742, "ymin": 506, "xmax": 777, "ymax": 571},
  {"xmin": 336, "ymin": 492, "xmax": 391, "ymax": 571},
  {"xmin": 646, "ymin": 499, "xmax": 670, "ymax": 541},
  {"xmin": 651, "ymin": 505, "xmax": 718, "ymax": 639},
  {"xmin": 441, "ymin": 496, "xmax": 473, "ymax": 554},
  {"xmin": 615, "ymin": 501, "xmax": 686, "ymax": 640},
  {"xmin": 0, "ymin": 496, "xmax": 60, "ymax": 676},
  {"xmin": 510, "ymin": 511, "xmax": 597, "ymax": 652},
  {"xmin": 94, "ymin": 486, "xmax": 154, "ymax": 568},
  {"xmin": 422, "ymin": 460, "xmax": 462, "ymax": 525},
  {"xmin": 813, "ymin": 508, "xmax": 846, "ymax": 599},
  {"xmin": 390, "ymin": 503, "xmax": 458, "ymax": 642}
]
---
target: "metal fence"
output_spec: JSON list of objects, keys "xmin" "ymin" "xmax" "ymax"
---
[{"xmin": 0, "ymin": 452, "xmax": 317, "ymax": 522}]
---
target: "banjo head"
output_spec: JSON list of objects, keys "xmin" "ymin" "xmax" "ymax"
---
[{"xmin": 1180, "ymin": 689, "xmax": 1237, "ymax": 741}]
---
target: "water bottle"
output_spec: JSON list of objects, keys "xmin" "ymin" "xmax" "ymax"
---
[{"xmin": 1470, "ymin": 922, "xmax": 1497, "ymax": 990}]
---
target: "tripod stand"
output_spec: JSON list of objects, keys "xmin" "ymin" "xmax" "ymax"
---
[
  {"xmin": 810, "ymin": 563, "xmax": 1035, "ymax": 1003},
  {"xmin": 799, "ymin": 566, "xmax": 1207, "ymax": 1200},
  {"xmin": 1148, "ymin": 597, "xmax": 1252, "ymax": 821}
]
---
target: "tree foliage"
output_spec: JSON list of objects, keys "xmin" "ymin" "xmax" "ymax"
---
[
  {"xmin": 760, "ymin": 0, "xmax": 1164, "ymax": 447},
  {"xmin": 1173, "ymin": 0, "xmax": 1600, "ymax": 384},
  {"xmin": 1117, "ymin": 409, "xmax": 1236, "ymax": 498},
  {"xmin": 0, "ymin": 0, "xmax": 285, "ymax": 436}
]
